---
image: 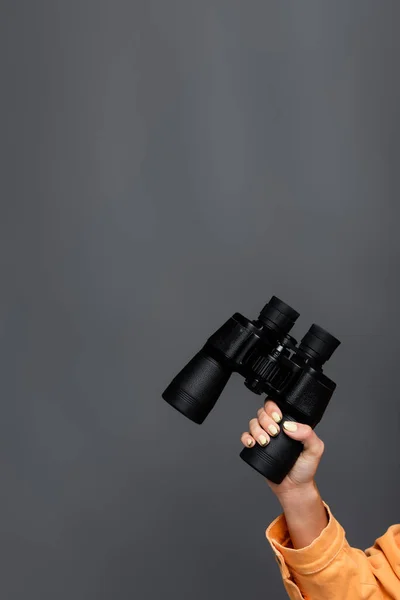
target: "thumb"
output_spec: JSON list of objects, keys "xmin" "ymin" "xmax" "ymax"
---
[{"xmin": 282, "ymin": 420, "xmax": 325, "ymax": 458}]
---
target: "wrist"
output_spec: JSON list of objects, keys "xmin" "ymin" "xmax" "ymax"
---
[
  {"xmin": 276, "ymin": 480, "xmax": 318, "ymax": 509},
  {"xmin": 275, "ymin": 481, "xmax": 328, "ymax": 549}
]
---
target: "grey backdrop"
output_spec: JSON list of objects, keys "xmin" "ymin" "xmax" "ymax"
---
[{"xmin": 1, "ymin": 1, "xmax": 400, "ymax": 599}]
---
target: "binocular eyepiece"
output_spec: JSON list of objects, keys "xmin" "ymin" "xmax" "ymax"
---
[
  {"xmin": 258, "ymin": 296, "xmax": 339, "ymax": 363},
  {"xmin": 162, "ymin": 296, "xmax": 340, "ymax": 483}
]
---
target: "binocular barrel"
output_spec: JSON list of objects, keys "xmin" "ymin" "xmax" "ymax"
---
[{"xmin": 162, "ymin": 350, "xmax": 231, "ymax": 424}]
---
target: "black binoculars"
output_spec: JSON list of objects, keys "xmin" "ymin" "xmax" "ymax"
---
[{"xmin": 162, "ymin": 296, "xmax": 340, "ymax": 483}]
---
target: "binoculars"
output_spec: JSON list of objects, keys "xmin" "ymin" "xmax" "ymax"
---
[{"xmin": 162, "ymin": 296, "xmax": 340, "ymax": 483}]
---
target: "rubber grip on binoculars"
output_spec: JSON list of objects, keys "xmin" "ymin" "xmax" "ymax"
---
[
  {"xmin": 162, "ymin": 350, "xmax": 231, "ymax": 424},
  {"xmin": 239, "ymin": 415, "xmax": 304, "ymax": 484}
]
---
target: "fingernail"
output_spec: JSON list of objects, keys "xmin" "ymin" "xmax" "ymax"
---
[
  {"xmin": 247, "ymin": 438, "xmax": 253, "ymax": 447},
  {"xmin": 283, "ymin": 421, "xmax": 297, "ymax": 432},
  {"xmin": 268, "ymin": 424, "xmax": 278, "ymax": 436},
  {"xmin": 258, "ymin": 435, "xmax": 268, "ymax": 446},
  {"xmin": 272, "ymin": 412, "xmax": 282, "ymax": 423}
]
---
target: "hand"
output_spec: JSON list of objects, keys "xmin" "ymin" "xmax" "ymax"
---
[{"xmin": 240, "ymin": 399, "xmax": 325, "ymax": 499}]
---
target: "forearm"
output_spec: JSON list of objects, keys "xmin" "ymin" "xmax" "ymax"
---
[{"xmin": 277, "ymin": 481, "xmax": 328, "ymax": 549}]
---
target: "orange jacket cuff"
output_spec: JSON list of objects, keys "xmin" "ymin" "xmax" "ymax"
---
[{"xmin": 265, "ymin": 500, "xmax": 346, "ymax": 578}]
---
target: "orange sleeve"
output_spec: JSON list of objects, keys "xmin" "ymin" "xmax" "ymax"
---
[{"xmin": 265, "ymin": 500, "xmax": 400, "ymax": 599}]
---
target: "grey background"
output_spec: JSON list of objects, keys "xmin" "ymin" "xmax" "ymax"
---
[{"xmin": 1, "ymin": 1, "xmax": 400, "ymax": 598}]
